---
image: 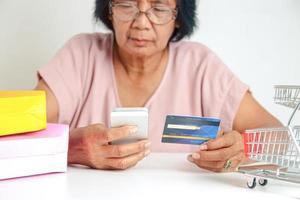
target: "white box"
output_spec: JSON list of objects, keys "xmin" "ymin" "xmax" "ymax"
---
[{"xmin": 0, "ymin": 123, "xmax": 69, "ymax": 180}]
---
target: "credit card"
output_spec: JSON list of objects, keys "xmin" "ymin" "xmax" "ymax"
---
[{"xmin": 162, "ymin": 115, "xmax": 220, "ymax": 145}]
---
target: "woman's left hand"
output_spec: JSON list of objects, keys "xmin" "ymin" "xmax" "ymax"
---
[{"xmin": 187, "ymin": 130, "xmax": 245, "ymax": 172}]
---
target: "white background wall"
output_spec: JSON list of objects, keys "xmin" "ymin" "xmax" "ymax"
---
[{"xmin": 0, "ymin": 0, "xmax": 299, "ymax": 124}]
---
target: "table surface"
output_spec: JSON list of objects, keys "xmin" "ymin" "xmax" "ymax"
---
[{"xmin": 0, "ymin": 153, "xmax": 299, "ymax": 200}]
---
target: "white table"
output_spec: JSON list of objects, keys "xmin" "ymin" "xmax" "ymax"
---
[{"xmin": 0, "ymin": 153, "xmax": 299, "ymax": 200}]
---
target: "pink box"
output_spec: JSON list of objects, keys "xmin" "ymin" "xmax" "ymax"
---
[{"xmin": 0, "ymin": 123, "xmax": 69, "ymax": 180}]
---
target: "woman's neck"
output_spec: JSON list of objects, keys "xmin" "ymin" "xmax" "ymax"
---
[{"xmin": 113, "ymin": 44, "xmax": 168, "ymax": 78}]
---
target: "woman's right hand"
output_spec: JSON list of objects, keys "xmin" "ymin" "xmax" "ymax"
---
[{"xmin": 68, "ymin": 124, "xmax": 151, "ymax": 170}]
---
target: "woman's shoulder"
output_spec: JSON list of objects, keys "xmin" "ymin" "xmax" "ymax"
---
[
  {"xmin": 170, "ymin": 40, "xmax": 218, "ymax": 62},
  {"xmin": 65, "ymin": 32, "xmax": 113, "ymax": 52},
  {"xmin": 171, "ymin": 41, "xmax": 228, "ymax": 75},
  {"xmin": 52, "ymin": 32, "xmax": 113, "ymax": 84}
]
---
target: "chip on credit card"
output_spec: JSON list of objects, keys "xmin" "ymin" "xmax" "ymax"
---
[{"xmin": 162, "ymin": 115, "xmax": 221, "ymax": 145}]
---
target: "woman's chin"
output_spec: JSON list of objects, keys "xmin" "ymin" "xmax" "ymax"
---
[{"xmin": 126, "ymin": 48, "xmax": 156, "ymax": 58}]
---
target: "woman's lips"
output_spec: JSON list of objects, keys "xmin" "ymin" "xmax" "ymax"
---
[{"xmin": 129, "ymin": 37, "xmax": 152, "ymax": 47}]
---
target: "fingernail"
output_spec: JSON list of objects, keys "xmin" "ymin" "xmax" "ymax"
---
[
  {"xmin": 144, "ymin": 150, "xmax": 151, "ymax": 156},
  {"xmin": 199, "ymin": 144, "xmax": 207, "ymax": 151},
  {"xmin": 187, "ymin": 155, "xmax": 194, "ymax": 162},
  {"xmin": 129, "ymin": 126, "xmax": 138, "ymax": 134},
  {"xmin": 192, "ymin": 153, "xmax": 200, "ymax": 159},
  {"xmin": 144, "ymin": 142, "xmax": 151, "ymax": 148}
]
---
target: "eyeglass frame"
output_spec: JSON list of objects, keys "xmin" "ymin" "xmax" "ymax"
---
[{"xmin": 108, "ymin": 1, "xmax": 178, "ymax": 25}]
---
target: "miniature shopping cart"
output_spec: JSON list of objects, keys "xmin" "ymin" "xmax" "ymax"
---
[{"xmin": 238, "ymin": 85, "xmax": 300, "ymax": 189}]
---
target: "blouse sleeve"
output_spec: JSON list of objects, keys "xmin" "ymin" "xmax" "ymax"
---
[
  {"xmin": 201, "ymin": 52, "xmax": 249, "ymax": 132},
  {"xmin": 37, "ymin": 35, "xmax": 89, "ymax": 124}
]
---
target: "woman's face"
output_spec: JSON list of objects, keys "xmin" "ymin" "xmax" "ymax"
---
[{"xmin": 111, "ymin": 0, "xmax": 177, "ymax": 58}]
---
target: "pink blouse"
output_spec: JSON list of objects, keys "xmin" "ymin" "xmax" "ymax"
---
[{"xmin": 38, "ymin": 33, "xmax": 249, "ymax": 152}]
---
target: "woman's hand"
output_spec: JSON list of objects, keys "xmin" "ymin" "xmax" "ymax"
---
[
  {"xmin": 187, "ymin": 130, "xmax": 246, "ymax": 172},
  {"xmin": 68, "ymin": 124, "xmax": 151, "ymax": 170}
]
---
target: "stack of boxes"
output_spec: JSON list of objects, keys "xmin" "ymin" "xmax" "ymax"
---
[{"xmin": 0, "ymin": 91, "xmax": 69, "ymax": 180}]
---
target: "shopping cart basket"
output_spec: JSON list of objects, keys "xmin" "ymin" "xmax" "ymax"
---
[{"xmin": 239, "ymin": 85, "xmax": 300, "ymax": 189}]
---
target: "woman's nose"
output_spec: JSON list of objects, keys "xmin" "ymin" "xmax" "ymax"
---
[
  {"xmin": 131, "ymin": 2, "xmax": 152, "ymax": 29},
  {"xmin": 131, "ymin": 11, "xmax": 152, "ymax": 30}
]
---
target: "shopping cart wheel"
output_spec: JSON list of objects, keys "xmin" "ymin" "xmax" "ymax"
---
[
  {"xmin": 247, "ymin": 178, "xmax": 257, "ymax": 189},
  {"xmin": 258, "ymin": 179, "xmax": 268, "ymax": 186}
]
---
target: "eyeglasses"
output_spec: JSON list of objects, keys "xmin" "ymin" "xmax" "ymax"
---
[{"xmin": 109, "ymin": 1, "xmax": 178, "ymax": 25}]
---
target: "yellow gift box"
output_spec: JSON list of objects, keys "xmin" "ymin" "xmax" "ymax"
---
[{"xmin": 0, "ymin": 90, "xmax": 47, "ymax": 136}]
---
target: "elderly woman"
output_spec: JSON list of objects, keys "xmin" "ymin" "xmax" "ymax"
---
[{"xmin": 35, "ymin": 0, "xmax": 281, "ymax": 172}]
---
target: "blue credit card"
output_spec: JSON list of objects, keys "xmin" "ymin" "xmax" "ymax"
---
[{"xmin": 162, "ymin": 115, "xmax": 220, "ymax": 145}]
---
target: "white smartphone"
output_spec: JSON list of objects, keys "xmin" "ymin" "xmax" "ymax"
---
[{"xmin": 110, "ymin": 107, "xmax": 149, "ymax": 144}]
